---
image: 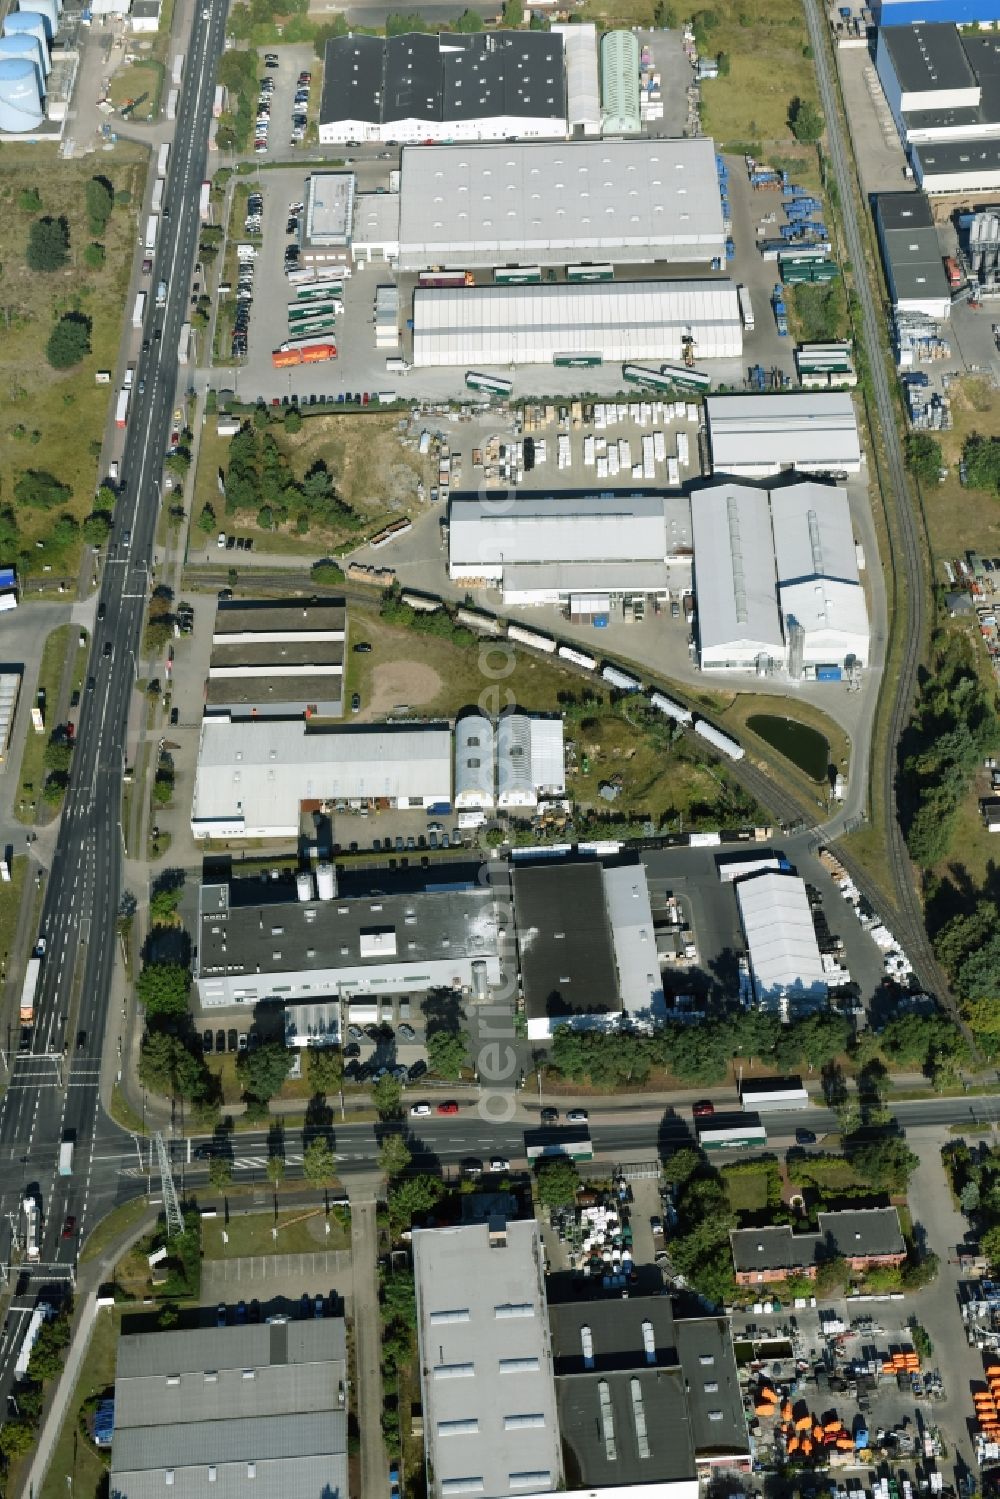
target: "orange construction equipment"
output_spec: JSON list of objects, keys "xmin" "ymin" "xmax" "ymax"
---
[
  {"xmin": 986, "ymin": 1364, "xmax": 1000, "ymax": 1377},
  {"xmin": 781, "ymin": 1400, "xmax": 793, "ymax": 1421},
  {"xmin": 801, "ymin": 1438, "xmax": 813, "ymax": 1456},
  {"xmin": 795, "ymin": 1415, "xmax": 812, "ymax": 1432}
]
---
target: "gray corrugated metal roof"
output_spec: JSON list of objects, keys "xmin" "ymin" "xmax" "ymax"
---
[
  {"xmin": 115, "ymin": 1321, "xmax": 345, "ymax": 1380},
  {"xmin": 112, "ymin": 1451, "xmax": 347, "ymax": 1499},
  {"xmin": 114, "ymin": 1410, "xmax": 346, "ymax": 1471},
  {"xmin": 449, "ymin": 494, "xmax": 668, "ymax": 569}
]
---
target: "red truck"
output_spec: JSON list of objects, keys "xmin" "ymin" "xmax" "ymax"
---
[{"xmin": 944, "ymin": 255, "xmax": 963, "ymax": 289}]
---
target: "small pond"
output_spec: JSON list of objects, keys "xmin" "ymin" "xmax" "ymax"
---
[{"xmin": 746, "ymin": 714, "xmax": 829, "ymax": 782}]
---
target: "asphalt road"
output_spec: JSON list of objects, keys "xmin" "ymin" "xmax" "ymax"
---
[{"xmin": 0, "ymin": 0, "xmax": 225, "ymax": 1403}]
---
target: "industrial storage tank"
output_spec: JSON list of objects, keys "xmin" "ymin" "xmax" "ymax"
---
[
  {"xmin": 18, "ymin": 0, "xmax": 57, "ymax": 40},
  {"xmin": 0, "ymin": 57, "xmax": 44, "ymax": 130},
  {"xmin": 2, "ymin": 12, "xmax": 49, "ymax": 72},
  {"xmin": 316, "ymin": 863, "xmax": 336, "ymax": 901},
  {"xmin": 295, "ymin": 871, "xmax": 314, "ymax": 903},
  {"xmin": 0, "ymin": 32, "xmax": 46, "ymax": 90}
]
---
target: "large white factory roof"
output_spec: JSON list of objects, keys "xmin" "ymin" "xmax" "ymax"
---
[
  {"xmin": 191, "ymin": 718, "xmax": 452, "ymax": 837},
  {"xmin": 450, "ymin": 492, "xmax": 668, "ymax": 568},
  {"xmin": 454, "ymin": 711, "xmax": 495, "ymax": 807},
  {"xmin": 414, "ymin": 280, "xmax": 742, "ymax": 367},
  {"xmin": 770, "ymin": 482, "xmax": 869, "ymax": 666},
  {"xmin": 396, "ymin": 138, "xmax": 725, "ymax": 269},
  {"xmin": 691, "ymin": 484, "xmax": 784, "ymax": 664},
  {"xmin": 735, "ymin": 870, "xmax": 827, "ymax": 1014},
  {"xmin": 706, "ymin": 393, "xmax": 862, "ymax": 477}
]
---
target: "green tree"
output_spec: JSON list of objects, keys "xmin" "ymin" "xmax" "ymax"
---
[
  {"xmin": 82, "ymin": 511, "xmax": 112, "ymax": 545},
  {"xmin": 209, "ymin": 1155, "xmax": 233, "ymax": 1190},
  {"xmin": 379, "ymin": 1132, "xmax": 412, "ymax": 1179},
  {"xmin": 139, "ymin": 1031, "xmax": 206, "ymax": 1100},
  {"xmin": 373, "ymin": 1074, "xmax": 403, "ymax": 1119},
  {"xmin": 311, "ymin": 559, "xmax": 345, "ymax": 584},
  {"xmin": 535, "ymin": 1157, "xmax": 580, "ymax": 1208},
  {"xmin": 427, "ymin": 1029, "xmax": 468, "ymax": 1080},
  {"xmin": 789, "ymin": 95, "xmax": 823, "ymax": 142},
  {"xmin": 964, "ymin": 434, "xmax": 1000, "ymax": 492},
  {"xmin": 380, "ymin": 1267, "xmax": 416, "ymax": 1329},
  {"xmin": 43, "ymin": 739, "xmax": 72, "ymax": 773},
  {"xmin": 14, "ymin": 469, "xmax": 72, "ymax": 511},
  {"xmin": 454, "ymin": 7, "xmax": 483, "ymax": 27},
  {"xmin": 46, "ymin": 313, "xmax": 92, "ymax": 369},
  {"xmin": 136, "ymin": 961, "xmax": 190, "ymax": 1019},
  {"xmin": 905, "ymin": 431, "xmax": 943, "ymax": 486},
  {"xmin": 303, "ymin": 1136, "xmax": 337, "ymax": 1185},
  {"xmin": 503, "ymin": 0, "xmax": 524, "ymax": 22},
  {"xmin": 238, "ymin": 1042, "xmax": 292, "ymax": 1102},
  {"xmin": 152, "ymin": 771, "xmax": 174, "ymax": 806},
  {"xmin": 83, "ymin": 242, "xmax": 106, "ymax": 271},
  {"xmin": 150, "ymin": 882, "xmax": 182, "ymax": 922},
  {"xmin": 0, "ymin": 1419, "xmax": 37, "ymax": 1458},
  {"xmin": 716, "ymin": 50, "xmax": 730, "ymax": 74},
  {"xmin": 86, "ymin": 176, "xmax": 114, "ymax": 236},
  {"xmin": 42, "ymin": 773, "xmax": 69, "ymax": 806},
  {"xmin": 307, "ymin": 1047, "xmax": 343, "ymax": 1094},
  {"xmin": 27, "ymin": 216, "xmax": 70, "ymax": 271},
  {"xmin": 198, "ymin": 503, "xmax": 217, "ymax": 534},
  {"xmin": 284, "ymin": 405, "xmax": 303, "ymax": 433},
  {"xmin": 267, "ymin": 1153, "xmax": 286, "ymax": 1187},
  {"xmin": 18, "ymin": 187, "xmax": 42, "ymax": 211},
  {"xmin": 849, "ymin": 1135, "xmax": 919, "ymax": 1193},
  {"xmin": 387, "ymin": 1173, "xmax": 445, "ymax": 1236}
]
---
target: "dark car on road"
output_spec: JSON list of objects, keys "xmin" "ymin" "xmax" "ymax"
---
[
  {"xmin": 795, "ymin": 1128, "xmax": 817, "ymax": 1145},
  {"xmin": 540, "ymin": 1106, "xmax": 559, "ymax": 1124}
]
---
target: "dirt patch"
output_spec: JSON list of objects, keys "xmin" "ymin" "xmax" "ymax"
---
[{"xmin": 364, "ymin": 660, "xmax": 442, "ymax": 718}]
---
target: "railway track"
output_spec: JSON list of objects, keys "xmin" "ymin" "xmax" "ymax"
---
[{"xmin": 803, "ymin": 0, "xmax": 947, "ymax": 999}]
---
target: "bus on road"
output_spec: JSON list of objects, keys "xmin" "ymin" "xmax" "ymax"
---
[{"xmin": 524, "ymin": 1125, "xmax": 593, "ymax": 1161}]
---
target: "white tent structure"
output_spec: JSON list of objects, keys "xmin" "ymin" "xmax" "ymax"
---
[
  {"xmin": 736, "ymin": 870, "xmax": 828, "ymax": 1018},
  {"xmin": 454, "ymin": 712, "xmax": 495, "ymax": 809},
  {"xmin": 412, "ymin": 281, "xmax": 742, "ymax": 368}
]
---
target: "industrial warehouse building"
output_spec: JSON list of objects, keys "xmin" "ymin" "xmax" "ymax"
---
[
  {"xmin": 691, "ymin": 480, "xmax": 869, "ymax": 675},
  {"xmin": 552, "ymin": 21, "xmax": 600, "ymax": 135},
  {"xmin": 874, "ymin": 23, "xmax": 1000, "ymax": 190},
  {"xmin": 413, "ymin": 1219, "xmax": 562, "ymax": 1499},
  {"xmin": 736, "ymin": 869, "xmax": 828, "ymax": 1018},
  {"xmin": 771, "ymin": 484, "xmax": 870, "ymax": 674},
  {"xmin": 395, "ymin": 138, "xmax": 726, "ymax": 271},
  {"xmin": 705, "ymin": 393, "xmax": 863, "ymax": 478},
  {"xmin": 412, "ymin": 280, "xmax": 742, "ymax": 368},
  {"xmin": 600, "ymin": 29, "xmax": 640, "ymax": 134},
  {"xmin": 110, "ymin": 1319, "xmax": 348, "ymax": 1498},
  {"xmin": 513, "ymin": 858, "xmax": 663, "ymax": 1038},
  {"xmin": 194, "ymin": 873, "xmax": 501, "ymax": 1011},
  {"xmin": 448, "ymin": 492, "xmax": 692, "ymax": 605},
  {"xmin": 318, "ymin": 30, "xmax": 567, "ymax": 145},
  {"xmin": 454, "ymin": 709, "xmax": 566, "ymax": 808},
  {"xmin": 301, "ymin": 172, "xmax": 355, "ymax": 269},
  {"xmin": 873, "ymin": 192, "xmax": 952, "ymax": 319},
  {"xmin": 190, "ymin": 718, "xmax": 452, "ymax": 839},
  {"xmin": 206, "ymin": 597, "xmax": 347, "ymax": 719}
]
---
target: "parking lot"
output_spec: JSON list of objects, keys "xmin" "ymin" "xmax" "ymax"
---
[{"xmin": 212, "ymin": 144, "xmax": 805, "ymax": 406}]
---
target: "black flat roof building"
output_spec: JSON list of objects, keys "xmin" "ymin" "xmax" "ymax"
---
[{"xmin": 512, "ymin": 861, "xmax": 619, "ymax": 1031}]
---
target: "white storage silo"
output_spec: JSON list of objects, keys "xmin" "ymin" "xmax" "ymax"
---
[
  {"xmin": 0, "ymin": 32, "xmax": 46, "ymax": 91},
  {"xmin": 296, "ymin": 870, "xmax": 314, "ymax": 902},
  {"xmin": 2, "ymin": 13, "xmax": 49, "ymax": 73},
  {"xmin": 0, "ymin": 56, "xmax": 44, "ymax": 130},
  {"xmin": 20, "ymin": 0, "xmax": 57, "ymax": 40},
  {"xmin": 316, "ymin": 863, "xmax": 336, "ymax": 901}
]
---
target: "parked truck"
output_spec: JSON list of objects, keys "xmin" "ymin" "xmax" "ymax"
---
[
  {"xmin": 199, "ymin": 180, "xmax": 211, "ymax": 223},
  {"xmin": 271, "ymin": 342, "xmax": 337, "ymax": 367},
  {"xmin": 145, "ymin": 215, "xmax": 158, "ymax": 252},
  {"xmin": 944, "ymin": 255, "xmax": 963, "ymax": 289},
  {"xmin": 19, "ymin": 957, "xmax": 40, "ymax": 1025},
  {"xmin": 58, "ymin": 1136, "xmax": 74, "ymax": 1176},
  {"xmin": 151, "ymin": 178, "xmax": 164, "ymax": 215},
  {"xmin": 737, "ymin": 283, "xmax": 754, "ymax": 332},
  {"xmin": 115, "ymin": 388, "xmax": 130, "ymax": 429},
  {"xmin": 132, "ymin": 290, "xmax": 146, "ymax": 329},
  {"xmin": 156, "ymin": 142, "xmax": 169, "ymax": 179}
]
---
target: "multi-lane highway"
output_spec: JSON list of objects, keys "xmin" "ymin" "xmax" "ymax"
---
[{"xmin": 0, "ymin": 0, "xmax": 226, "ymax": 1401}]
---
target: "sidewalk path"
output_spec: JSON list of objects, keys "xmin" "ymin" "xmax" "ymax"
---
[{"xmin": 350, "ymin": 1193, "xmax": 387, "ymax": 1499}]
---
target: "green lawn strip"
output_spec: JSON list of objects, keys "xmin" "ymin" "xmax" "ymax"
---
[
  {"xmin": 37, "ymin": 1306, "xmax": 119, "ymax": 1499},
  {"xmin": 15, "ymin": 623, "xmax": 71, "ymax": 826},
  {"xmin": 201, "ymin": 1207, "xmax": 350, "ymax": 1259},
  {"xmin": 80, "ymin": 1197, "xmax": 151, "ymax": 1265},
  {"xmin": 0, "ymin": 856, "xmax": 28, "ymax": 970}
]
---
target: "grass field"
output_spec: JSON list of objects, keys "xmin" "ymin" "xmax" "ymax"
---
[
  {"xmin": 15, "ymin": 623, "xmax": 72, "ymax": 826},
  {"xmin": 722, "ymin": 1168, "xmax": 772, "ymax": 1214},
  {"xmin": 924, "ymin": 377, "xmax": 1000, "ymax": 564},
  {"xmin": 192, "ymin": 413, "xmax": 423, "ymax": 556},
  {"xmin": 38, "ymin": 1307, "xmax": 119, "ymax": 1499},
  {"xmin": 201, "ymin": 1208, "xmax": 350, "ymax": 1258},
  {"xmin": 0, "ymin": 857, "xmax": 28, "ymax": 972},
  {"xmin": 108, "ymin": 60, "xmax": 163, "ymax": 120},
  {"xmin": 696, "ymin": 0, "xmax": 821, "ymax": 146},
  {"xmin": 81, "ymin": 1197, "xmax": 151, "ymax": 1265},
  {"xmin": 0, "ymin": 145, "xmax": 148, "ymax": 577}
]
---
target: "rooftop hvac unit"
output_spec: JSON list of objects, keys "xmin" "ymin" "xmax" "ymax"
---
[
  {"xmin": 19, "ymin": 0, "xmax": 57, "ymax": 40},
  {"xmin": 0, "ymin": 55, "xmax": 44, "ymax": 128},
  {"xmin": 0, "ymin": 31, "xmax": 45, "ymax": 89},
  {"xmin": 2, "ymin": 12, "xmax": 49, "ymax": 71}
]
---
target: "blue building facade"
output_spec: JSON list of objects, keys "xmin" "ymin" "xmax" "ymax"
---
[{"xmin": 878, "ymin": 0, "xmax": 1000, "ymax": 24}]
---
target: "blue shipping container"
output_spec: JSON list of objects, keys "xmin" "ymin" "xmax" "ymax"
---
[
  {"xmin": 0, "ymin": 568, "xmax": 16, "ymax": 591},
  {"xmin": 427, "ymin": 802, "xmax": 452, "ymax": 815},
  {"xmin": 593, "ymin": 615, "xmax": 609, "ymax": 628},
  {"xmin": 816, "ymin": 664, "xmax": 842, "ymax": 681}
]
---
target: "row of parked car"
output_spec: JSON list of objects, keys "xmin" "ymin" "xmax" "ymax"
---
[
  {"xmin": 202, "ymin": 1027, "xmax": 259, "ymax": 1054},
  {"xmin": 254, "ymin": 73, "xmax": 274, "ymax": 154},
  {"xmin": 216, "ymin": 1293, "xmax": 333, "ymax": 1327},
  {"xmin": 232, "ymin": 192, "xmax": 262, "ymax": 358}
]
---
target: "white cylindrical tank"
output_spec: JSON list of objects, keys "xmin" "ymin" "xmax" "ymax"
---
[
  {"xmin": 20, "ymin": 0, "xmax": 57, "ymax": 40},
  {"xmin": 296, "ymin": 871, "xmax": 314, "ymax": 902},
  {"xmin": 0, "ymin": 32, "xmax": 45, "ymax": 90},
  {"xmin": 471, "ymin": 960, "xmax": 488, "ymax": 1001},
  {"xmin": 0, "ymin": 55, "xmax": 43, "ymax": 128},
  {"xmin": 316, "ymin": 863, "xmax": 336, "ymax": 901},
  {"xmin": 2, "ymin": 13, "xmax": 49, "ymax": 72}
]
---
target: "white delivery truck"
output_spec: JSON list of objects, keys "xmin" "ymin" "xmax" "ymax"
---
[
  {"xmin": 145, "ymin": 214, "xmax": 158, "ymax": 252},
  {"xmin": 132, "ymin": 290, "xmax": 146, "ymax": 329},
  {"xmin": 58, "ymin": 1136, "xmax": 74, "ymax": 1175}
]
